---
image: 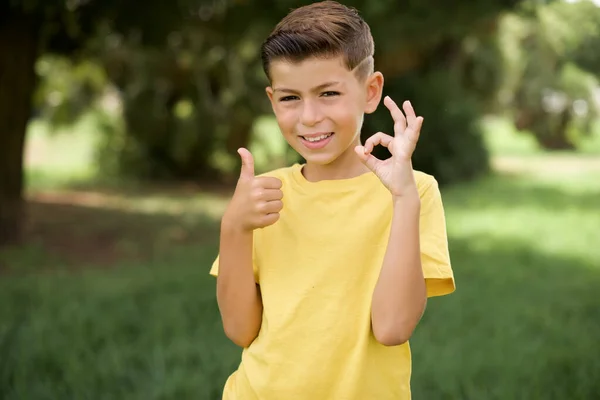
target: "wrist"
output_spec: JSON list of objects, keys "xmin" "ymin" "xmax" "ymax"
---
[
  {"xmin": 221, "ymin": 213, "xmax": 253, "ymax": 237},
  {"xmin": 392, "ymin": 191, "xmax": 420, "ymax": 210}
]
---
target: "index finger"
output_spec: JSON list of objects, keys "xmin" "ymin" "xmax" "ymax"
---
[{"xmin": 255, "ymin": 176, "xmax": 282, "ymax": 189}]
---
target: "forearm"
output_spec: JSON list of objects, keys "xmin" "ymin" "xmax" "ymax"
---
[
  {"xmin": 216, "ymin": 219, "xmax": 263, "ymax": 347},
  {"xmin": 371, "ymin": 194, "xmax": 427, "ymax": 346}
]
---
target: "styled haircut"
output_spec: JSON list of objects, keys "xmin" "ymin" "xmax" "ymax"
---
[{"xmin": 260, "ymin": 1, "xmax": 375, "ymax": 83}]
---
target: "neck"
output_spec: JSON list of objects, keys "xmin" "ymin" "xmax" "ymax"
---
[{"xmin": 301, "ymin": 139, "xmax": 370, "ymax": 182}]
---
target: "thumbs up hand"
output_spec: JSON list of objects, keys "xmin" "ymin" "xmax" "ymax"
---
[{"xmin": 222, "ymin": 148, "xmax": 284, "ymax": 232}]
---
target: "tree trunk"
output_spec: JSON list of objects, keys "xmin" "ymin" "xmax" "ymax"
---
[
  {"xmin": 0, "ymin": 16, "xmax": 39, "ymax": 246},
  {"xmin": 538, "ymin": 111, "xmax": 576, "ymax": 150}
]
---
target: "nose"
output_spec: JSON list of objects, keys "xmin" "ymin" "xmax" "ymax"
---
[{"xmin": 299, "ymin": 99, "xmax": 323, "ymax": 127}]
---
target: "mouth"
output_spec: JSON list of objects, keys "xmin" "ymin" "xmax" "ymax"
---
[
  {"xmin": 300, "ymin": 132, "xmax": 334, "ymax": 142},
  {"xmin": 299, "ymin": 132, "xmax": 334, "ymax": 150}
]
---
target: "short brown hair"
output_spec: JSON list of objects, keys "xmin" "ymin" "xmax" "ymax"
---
[{"xmin": 260, "ymin": 1, "xmax": 375, "ymax": 82}]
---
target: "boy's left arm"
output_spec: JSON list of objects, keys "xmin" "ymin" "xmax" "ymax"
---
[
  {"xmin": 355, "ymin": 96, "xmax": 455, "ymax": 347},
  {"xmin": 370, "ymin": 177, "xmax": 455, "ymax": 347}
]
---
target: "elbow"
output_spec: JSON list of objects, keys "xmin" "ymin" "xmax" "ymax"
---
[
  {"xmin": 373, "ymin": 324, "xmax": 414, "ymax": 347},
  {"xmin": 372, "ymin": 295, "xmax": 427, "ymax": 346},
  {"xmin": 222, "ymin": 318, "xmax": 258, "ymax": 348},
  {"xmin": 223, "ymin": 323, "xmax": 257, "ymax": 348},
  {"xmin": 372, "ymin": 306, "xmax": 426, "ymax": 347}
]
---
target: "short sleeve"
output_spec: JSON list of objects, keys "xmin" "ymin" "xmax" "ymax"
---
[
  {"xmin": 209, "ymin": 256, "xmax": 220, "ymax": 277},
  {"xmin": 209, "ymin": 252, "xmax": 260, "ymax": 283},
  {"xmin": 419, "ymin": 177, "xmax": 456, "ymax": 297}
]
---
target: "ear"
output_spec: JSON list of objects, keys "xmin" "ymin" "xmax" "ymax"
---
[
  {"xmin": 364, "ymin": 71, "xmax": 384, "ymax": 114},
  {"xmin": 265, "ymin": 86, "xmax": 276, "ymax": 110}
]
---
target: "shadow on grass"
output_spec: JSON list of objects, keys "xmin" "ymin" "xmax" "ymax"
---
[
  {"xmin": 412, "ymin": 235, "xmax": 600, "ymax": 400},
  {"xmin": 27, "ymin": 172, "xmax": 237, "ymax": 199},
  {"xmin": 0, "ymin": 242, "xmax": 233, "ymax": 400},
  {"xmin": 0, "ymin": 194, "xmax": 222, "ymax": 274}
]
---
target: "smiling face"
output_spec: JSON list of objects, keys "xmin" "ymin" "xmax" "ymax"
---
[{"xmin": 266, "ymin": 56, "xmax": 383, "ymax": 168}]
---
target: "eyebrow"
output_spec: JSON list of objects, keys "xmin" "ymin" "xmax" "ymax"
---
[{"xmin": 273, "ymin": 81, "xmax": 342, "ymax": 94}]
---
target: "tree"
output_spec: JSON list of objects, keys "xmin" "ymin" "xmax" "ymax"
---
[
  {"xmin": 0, "ymin": 0, "xmax": 525, "ymax": 246},
  {"xmin": 492, "ymin": 0, "xmax": 600, "ymax": 149},
  {"xmin": 0, "ymin": 0, "xmax": 201, "ymax": 246}
]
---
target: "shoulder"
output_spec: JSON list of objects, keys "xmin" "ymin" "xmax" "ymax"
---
[
  {"xmin": 413, "ymin": 170, "xmax": 439, "ymax": 197},
  {"xmin": 256, "ymin": 164, "xmax": 298, "ymax": 181},
  {"xmin": 412, "ymin": 170, "xmax": 446, "ymax": 217},
  {"xmin": 256, "ymin": 164, "xmax": 302, "ymax": 193}
]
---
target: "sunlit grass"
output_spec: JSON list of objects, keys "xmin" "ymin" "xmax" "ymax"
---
[
  {"xmin": 443, "ymin": 172, "xmax": 600, "ymax": 264},
  {"xmin": 25, "ymin": 114, "xmax": 101, "ymax": 190}
]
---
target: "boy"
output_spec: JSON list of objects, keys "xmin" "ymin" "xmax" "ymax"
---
[{"xmin": 209, "ymin": 1, "xmax": 456, "ymax": 399}]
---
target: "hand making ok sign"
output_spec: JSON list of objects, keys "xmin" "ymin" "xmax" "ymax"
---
[{"xmin": 355, "ymin": 96, "xmax": 423, "ymax": 200}]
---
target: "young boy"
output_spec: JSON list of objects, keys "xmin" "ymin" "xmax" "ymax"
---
[{"xmin": 209, "ymin": 1, "xmax": 456, "ymax": 398}]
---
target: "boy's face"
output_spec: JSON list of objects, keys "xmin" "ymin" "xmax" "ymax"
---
[{"xmin": 265, "ymin": 56, "xmax": 383, "ymax": 166}]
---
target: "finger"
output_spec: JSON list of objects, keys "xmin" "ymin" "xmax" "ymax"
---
[
  {"xmin": 363, "ymin": 132, "xmax": 394, "ymax": 154},
  {"xmin": 255, "ymin": 176, "xmax": 282, "ymax": 190},
  {"xmin": 354, "ymin": 145, "xmax": 382, "ymax": 172},
  {"xmin": 402, "ymin": 100, "xmax": 418, "ymax": 128},
  {"xmin": 401, "ymin": 116, "xmax": 424, "ymax": 156},
  {"xmin": 253, "ymin": 188, "xmax": 283, "ymax": 202},
  {"xmin": 261, "ymin": 199, "xmax": 283, "ymax": 214},
  {"xmin": 260, "ymin": 212, "xmax": 280, "ymax": 227},
  {"xmin": 383, "ymin": 96, "xmax": 407, "ymax": 136},
  {"xmin": 409, "ymin": 116, "xmax": 424, "ymax": 143},
  {"xmin": 237, "ymin": 148, "xmax": 254, "ymax": 180}
]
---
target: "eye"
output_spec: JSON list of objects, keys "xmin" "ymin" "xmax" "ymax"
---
[
  {"xmin": 279, "ymin": 95, "xmax": 299, "ymax": 102},
  {"xmin": 321, "ymin": 91, "xmax": 340, "ymax": 97}
]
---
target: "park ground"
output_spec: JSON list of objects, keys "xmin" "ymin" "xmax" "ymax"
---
[{"xmin": 1, "ymin": 116, "xmax": 599, "ymax": 399}]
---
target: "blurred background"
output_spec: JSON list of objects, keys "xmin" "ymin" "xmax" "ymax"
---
[{"xmin": 1, "ymin": 0, "xmax": 599, "ymax": 398}]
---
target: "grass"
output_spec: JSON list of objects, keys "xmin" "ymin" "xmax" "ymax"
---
[
  {"xmin": 1, "ymin": 116, "xmax": 600, "ymax": 399},
  {"xmin": 411, "ymin": 171, "xmax": 600, "ymax": 399}
]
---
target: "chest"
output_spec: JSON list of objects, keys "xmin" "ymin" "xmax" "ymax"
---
[{"xmin": 254, "ymin": 187, "xmax": 393, "ymax": 304}]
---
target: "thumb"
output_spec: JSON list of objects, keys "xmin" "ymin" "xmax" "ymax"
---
[
  {"xmin": 237, "ymin": 147, "xmax": 255, "ymax": 180},
  {"xmin": 354, "ymin": 145, "xmax": 378, "ymax": 172}
]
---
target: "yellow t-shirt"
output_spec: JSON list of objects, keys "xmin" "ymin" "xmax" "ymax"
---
[{"xmin": 210, "ymin": 163, "xmax": 455, "ymax": 400}]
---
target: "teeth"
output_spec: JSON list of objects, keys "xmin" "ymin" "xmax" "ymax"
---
[{"xmin": 304, "ymin": 133, "xmax": 332, "ymax": 142}]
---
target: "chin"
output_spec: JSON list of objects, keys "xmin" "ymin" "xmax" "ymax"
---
[{"xmin": 302, "ymin": 152, "xmax": 342, "ymax": 166}]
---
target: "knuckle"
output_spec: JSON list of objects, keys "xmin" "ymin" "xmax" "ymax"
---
[
  {"xmin": 257, "ymin": 202, "xmax": 267, "ymax": 213},
  {"xmin": 252, "ymin": 189, "xmax": 264, "ymax": 200},
  {"xmin": 253, "ymin": 202, "xmax": 264, "ymax": 213}
]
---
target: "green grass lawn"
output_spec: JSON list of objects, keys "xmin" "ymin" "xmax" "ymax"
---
[{"xmin": 1, "ymin": 117, "xmax": 600, "ymax": 399}]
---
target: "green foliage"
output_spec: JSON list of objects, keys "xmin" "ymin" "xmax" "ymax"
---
[
  {"xmin": 492, "ymin": 1, "xmax": 600, "ymax": 150},
  {"xmin": 12, "ymin": 0, "xmax": 528, "ymax": 184},
  {"xmin": 33, "ymin": 55, "xmax": 108, "ymax": 128},
  {"xmin": 91, "ymin": 24, "xmax": 272, "ymax": 180},
  {"xmin": 554, "ymin": 0, "xmax": 600, "ymax": 75},
  {"xmin": 459, "ymin": 33, "xmax": 508, "ymax": 114},
  {"xmin": 364, "ymin": 69, "xmax": 489, "ymax": 186}
]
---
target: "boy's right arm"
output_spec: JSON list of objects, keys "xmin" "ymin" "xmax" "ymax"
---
[
  {"xmin": 214, "ymin": 148, "xmax": 283, "ymax": 348},
  {"xmin": 216, "ymin": 222, "xmax": 263, "ymax": 348}
]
